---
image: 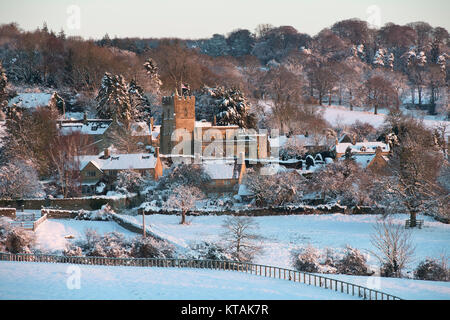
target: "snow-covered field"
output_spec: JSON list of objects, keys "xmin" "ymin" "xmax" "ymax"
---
[
  {"xmin": 3, "ymin": 212, "xmax": 448, "ymax": 300},
  {"xmin": 120, "ymin": 213, "xmax": 450, "ymax": 274},
  {"xmin": 0, "ymin": 261, "xmax": 354, "ymax": 300},
  {"xmin": 321, "ymin": 105, "xmax": 449, "ymax": 137},
  {"xmin": 326, "ymin": 274, "xmax": 450, "ymax": 300},
  {"xmin": 34, "ymin": 219, "xmax": 138, "ymax": 252}
]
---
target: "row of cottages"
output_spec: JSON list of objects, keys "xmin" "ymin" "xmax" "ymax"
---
[
  {"xmin": 58, "ymin": 113, "xmax": 160, "ymax": 153},
  {"xmin": 77, "ymin": 147, "xmax": 163, "ymax": 194}
]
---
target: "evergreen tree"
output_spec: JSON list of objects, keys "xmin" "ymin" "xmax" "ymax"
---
[
  {"xmin": 0, "ymin": 61, "xmax": 7, "ymax": 110},
  {"xmin": 96, "ymin": 72, "xmax": 132, "ymax": 125},
  {"xmin": 344, "ymin": 146, "xmax": 354, "ymax": 160},
  {"xmin": 128, "ymin": 79, "xmax": 150, "ymax": 121},
  {"xmin": 200, "ymin": 86, "xmax": 256, "ymax": 129},
  {"xmin": 143, "ymin": 58, "xmax": 162, "ymax": 95},
  {"xmin": 49, "ymin": 92, "xmax": 65, "ymax": 115}
]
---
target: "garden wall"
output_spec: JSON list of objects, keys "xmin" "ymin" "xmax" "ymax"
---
[
  {"xmin": 138, "ymin": 203, "xmax": 381, "ymax": 216},
  {"xmin": 0, "ymin": 195, "xmax": 143, "ymax": 212}
]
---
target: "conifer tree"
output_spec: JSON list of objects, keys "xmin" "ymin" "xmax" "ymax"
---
[
  {"xmin": 96, "ymin": 72, "xmax": 132, "ymax": 125},
  {"xmin": 0, "ymin": 61, "xmax": 7, "ymax": 110}
]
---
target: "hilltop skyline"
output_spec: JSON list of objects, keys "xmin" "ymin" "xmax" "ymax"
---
[{"xmin": 1, "ymin": 0, "xmax": 449, "ymax": 40}]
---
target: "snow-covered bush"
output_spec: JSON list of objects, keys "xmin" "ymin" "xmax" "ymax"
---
[
  {"xmin": 0, "ymin": 218, "xmax": 12, "ymax": 252},
  {"xmin": 414, "ymin": 258, "xmax": 449, "ymax": 282},
  {"xmin": 0, "ymin": 218, "xmax": 35, "ymax": 254},
  {"xmin": 245, "ymin": 170, "xmax": 304, "ymax": 206},
  {"xmin": 63, "ymin": 245, "xmax": 83, "ymax": 257},
  {"xmin": 83, "ymin": 231, "xmax": 130, "ymax": 258},
  {"xmin": 116, "ymin": 169, "xmax": 145, "ymax": 194},
  {"xmin": 336, "ymin": 246, "xmax": 373, "ymax": 276},
  {"xmin": 67, "ymin": 228, "xmax": 174, "ymax": 259},
  {"xmin": 75, "ymin": 204, "xmax": 114, "ymax": 221},
  {"xmin": 188, "ymin": 241, "xmax": 232, "ymax": 261},
  {"xmin": 5, "ymin": 228, "xmax": 35, "ymax": 254},
  {"xmin": 292, "ymin": 245, "xmax": 321, "ymax": 273},
  {"xmin": 130, "ymin": 237, "xmax": 174, "ymax": 259}
]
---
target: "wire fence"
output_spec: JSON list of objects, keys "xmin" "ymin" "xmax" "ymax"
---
[{"xmin": 0, "ymin": 252, "xmax": 402, "ymax": 300}]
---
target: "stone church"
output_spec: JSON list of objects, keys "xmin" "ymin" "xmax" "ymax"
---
[{"xmin": 160, "ymin": 89, "xmax": 269, "ymax": 161}]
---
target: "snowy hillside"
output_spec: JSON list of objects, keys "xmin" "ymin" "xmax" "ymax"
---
[{"xmin": 321, "ymin": 105, "xmax": 450, "ymax": 138}]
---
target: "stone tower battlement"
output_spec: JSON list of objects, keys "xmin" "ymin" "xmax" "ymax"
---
[{"xmin": 160, "ymin": 90, "xmax": 196, "ymax": 154}]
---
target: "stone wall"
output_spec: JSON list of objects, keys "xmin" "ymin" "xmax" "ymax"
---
[
  {"xmin": 139, "ymin": 203, "xmax": 351, "ymax": 216},
  {"xmin": 0, "ymin": 207, "xmax": 16, "ymax": 218},
  {"xmin": 0, "ymin": 195, "xmax": 142, "ymax": 212}
]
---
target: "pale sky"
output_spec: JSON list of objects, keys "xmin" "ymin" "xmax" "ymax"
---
[{"xmin": 0, "ymin": 0, "xmax": 449, "ymax": 39}]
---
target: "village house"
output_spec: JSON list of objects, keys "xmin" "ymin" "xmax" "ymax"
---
[
  {"xmin": 77, "ymin": 147, "xmax": 163, "ymax": 194},
  {"xmin": 333, "ymin": 141, "xmax": 390, "ymax": 159},
  {"xmin": 336, "ymin": 145, "xmax": 389, "ymax": 172},
  {"xmin": 201, "ymin": 153, "xmax": 246, "ymax": 194},
  {"xmin": 58, "ymin": 113, "xmax": 159, "ymax": 153}
]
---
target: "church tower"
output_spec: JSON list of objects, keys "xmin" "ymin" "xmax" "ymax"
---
[{"xmin": 160, "ymin": 89, "xmax": 196, "ymax": 155}]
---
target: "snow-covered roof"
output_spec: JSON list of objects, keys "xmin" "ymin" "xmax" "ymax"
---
[
  {"xmin": 8, "ymin": 93, "xmax": 52, "ymax": 109},
  {"xmin": 334, "ymin": 142, "xmax": 390, "ymax": 154},
  {"xmin": 130, "ymin": 122, "xmax": 150, "ymax": 136},
  {"xmin": 202, "ymin": 159, "xmax": 241, "ymax": 180},
  {"xmin": 60, "ymin": 120, "xmax": 112, "ymax": 135},
  {"xmin": 195, "ymin": 119, "xmax": 240, "ymax": 129},
  {"xmin": 195, "ymin": 120, "xmax": 213, "ymax": 127},
  {"xmin": 78, "ymin": 152, "xmax": 158, "ymax": 171},
  {"xmin": 352, "ymin": 154, "xmax": 376, "ymax": 168}
]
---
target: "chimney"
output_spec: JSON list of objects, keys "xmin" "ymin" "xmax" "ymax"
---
[
  {"xmin": 104, "ymin": 148, "xmax": 110, "ymax": 159},
  {"xmin": 155, "ymin": 147, "xmax": 160, "ymax": 158},
  {"xmin": 150, "ymin": 117, "xmax": 154, "ymax": 132},
  {"xmin": 213, "ymin": 115, "xmax": 217, "ymax": 126},
  {"xmin": 83, "ymin": 111, "xmax": 88, "ymax": 124},
  {"xmin": 375, "ymin": 146, "xmax": 382, "ymax": 155}
]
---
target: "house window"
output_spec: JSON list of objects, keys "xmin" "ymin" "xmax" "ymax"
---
[{"xmin": 86, "ymin": 171, "xmax": 96, "ymax": 177}]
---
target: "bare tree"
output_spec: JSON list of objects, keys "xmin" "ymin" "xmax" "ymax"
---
[
  {"xmin": 370, "ymin": 219, "xmax": 415, "ymax": 277},
  {"xmin": 48, "ymin": 132, "xmax": 85, "ymax": 198},
  {"xmin": 360, "ymin": 75, "xmax": 398, "ymax": 114},
  {"xmin": 221, "ymin": 215, "xmax": 262, "ymax": 262},
  {"xmin": 261, "ymin": 65, "xmax": 304, "ymax": 134},
  {"xmin": 379, "ymin": 119, "xmax": 446, "ymax": 227},
  {"xmin": 106, "ymin": 124, "xmax": 145, "ymax": 154},
  {"xmin": 163, "ymin": 185, "xmax": 204, "ymax": 225}
]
